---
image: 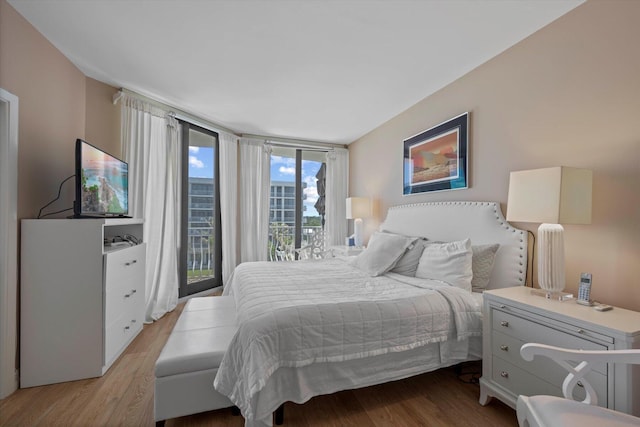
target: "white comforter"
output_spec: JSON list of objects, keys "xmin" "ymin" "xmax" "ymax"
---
[{"xmin": 214, "ymin": 258, "xmax": 482, "ymax": 423}]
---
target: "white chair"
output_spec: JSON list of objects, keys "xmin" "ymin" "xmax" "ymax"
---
[{"xmin": 517, "ymin": 343, "xmax": 640, "ymax": 427}]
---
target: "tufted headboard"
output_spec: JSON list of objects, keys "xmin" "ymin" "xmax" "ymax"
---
[{"xmin": 379, "ymin": 201, "xmax": 527, "ymax": 289}]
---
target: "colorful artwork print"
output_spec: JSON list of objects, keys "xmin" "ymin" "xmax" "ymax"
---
[
  {"xmin": 403, "ymin": 112, "xmax": 468, "ymax": 195},
  {"xmin": 409, "ymin": 128, "xmax": 459, "ymax": 185}
]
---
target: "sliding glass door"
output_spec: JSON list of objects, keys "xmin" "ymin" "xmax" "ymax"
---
[
  {"xmin": 178, "ymin": 122, "xmax": 221, "ymax": 297},
  {"xmin": 269, "ymin": 147, "xmax": 326, "ymax": 260}
]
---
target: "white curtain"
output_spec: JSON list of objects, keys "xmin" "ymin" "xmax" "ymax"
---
[
  {"xmin": 325, "ymin": 147, "xmax": 349, "ymax": 246},
  {"xmin": 121, "ymin": 96, "xmax": 180, "ymax": 322},
  {"xmin": 219, "ymin": 132, "xmax": 238, "ymax": 284},
  {"xmin": 239, "ymin": 138, "xmax": 271, "ymax": 263}
]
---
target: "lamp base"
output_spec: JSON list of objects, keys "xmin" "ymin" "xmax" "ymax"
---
[
  {"xmin": 530, "ymin": 288, "xmax": 574, "ymax": 301},
  {"xmin": 537, "ymin": 223, "xmax": 566, "ymax": 293},
  {"xmin": 354, "ymin": 218, "xmax": 364, "ymax": 247}
]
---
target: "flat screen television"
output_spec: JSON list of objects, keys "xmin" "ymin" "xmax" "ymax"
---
[{"xmin": 74, "ymin": 139, "xmax": 129, "ymax": 218}]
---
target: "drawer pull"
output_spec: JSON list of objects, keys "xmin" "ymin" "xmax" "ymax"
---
[
  {"xmin": 131, "ymin": 289, "xmax": 137, "ymax": 294},
  {"xmin": 125, "ymin": 260, "xmax": 137, "ymax": 266},
  {"xmin": 124, "ymin": 326, "xmax": 130, "ymax": 330},
  {"xmin": 500, "ymin": 345, "xmax": 509, "ymax": 352},
  {"xmin": 500, "ymin": 321, "xmax": 509, "ymax": 327},
  {"xmin": 577, "ymin": 329, "xmax": 585, "ymax": 334},
  {"xmin": 500, "ymin": 371, "xmax": 509, "ymax": 378},
  {"xmin": 124, "ymin": 293, "xmax": 131, "ymax": 298},
  {"xmin": 500, "ymin": 305, "xmax": 506, "ymax": 309}
]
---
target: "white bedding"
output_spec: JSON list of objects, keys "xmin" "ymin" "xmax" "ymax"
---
[{"xmin": 215, "ymin": 258, "xmax": 482, "ymax": 424}]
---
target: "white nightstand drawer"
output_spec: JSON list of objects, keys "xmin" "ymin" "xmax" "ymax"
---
[
  {"xmin": 493, "ymin": 353, "xmax": 608, "ymax": 405},
  {"xmin": 492, "ymin": 330, "xmax": 608, "ymax": 390},
  {"xmin": 492, "ymin": 356, "xmax": 557, "ymax": 398},
  {"xmin": 492, "ymin": 309, "xmax": 608, "ymax": 352}
]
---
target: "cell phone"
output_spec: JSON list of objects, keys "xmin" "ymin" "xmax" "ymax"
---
[{"xmin": 577, "ymin": 273, "xmax": 592, "ymax": 305}]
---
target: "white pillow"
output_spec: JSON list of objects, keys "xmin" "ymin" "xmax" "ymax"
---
[
  {"xmin": 415, "ymin": 239, "xmax": 473, "ymax": 291},
  {"xmin": 391, "ymin": 238, "xmax": 429, "ymax": 276},
  {"xmin": 351, "ymin": 232, "xmax": 417, "ymax": 277},
  {"xmin": 471, "ymin": 244, "xmax": 500, "ymax": 292}
]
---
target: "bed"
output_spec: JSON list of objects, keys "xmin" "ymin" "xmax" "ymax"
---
[{"xmin": 215, "ymin": 201, "xmax": 527, "ymax": 427}]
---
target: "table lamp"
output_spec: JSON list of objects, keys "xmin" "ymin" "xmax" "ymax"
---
[
  {"xmin": 506, "ymin": 167, "xmax": 592, "ymax": 300},
  {"xmin": 346, "ymin": 197, "xmax": 371, "ymax": 247}
]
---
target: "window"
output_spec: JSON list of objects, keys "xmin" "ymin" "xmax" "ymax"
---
[
  {"xmin": 179, "ymin": 122, "xmax": 221, "ymax": 297},
  {"xmin": 268, "ymin": 147, "xmax": 326, "ymax": 260}
]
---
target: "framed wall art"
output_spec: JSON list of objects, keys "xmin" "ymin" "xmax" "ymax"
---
[{"xmin": 403, "ymin": 112, "xmax": 469, "ymax": 195}]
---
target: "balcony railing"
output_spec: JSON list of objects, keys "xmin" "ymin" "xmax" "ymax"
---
[
  {"xmin": 268, "ymin": 223, "xmax": 323, "ymax": 261},
  {"xmin": 186, "ymin": 223, "xmax": 324, "ymax": 284},
  {"xmin": 186, "ymin": 233, "xmax": 213, "ymax": 284}
]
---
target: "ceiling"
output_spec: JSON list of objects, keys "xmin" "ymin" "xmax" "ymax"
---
[{"xmin": 9, "ymin": 0, "xmax": 583, "ymax": 145}]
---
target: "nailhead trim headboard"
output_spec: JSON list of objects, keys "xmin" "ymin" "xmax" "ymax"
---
[{"xmin": 379, "ymin": 201, "xmax": 527, "ymax": 289}]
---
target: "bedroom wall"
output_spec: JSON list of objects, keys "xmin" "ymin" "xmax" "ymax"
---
[
  {"xmin": 0, "ymin": 1, "xmax": 120, "ymax": 220},
  {"xmin": 348, "ymin": 0, "xmax": 640, "ymax": 311},
  {"xmin": 85, "ymin": 77, "xmax": 121, "ymax": 159},
  {"xmin": 0, "ymin": 0, "xmax": 85, "ymax": 220},
  {"xmin": 0, "ymin": 0, "xmax": 120, "ymax": 394}
]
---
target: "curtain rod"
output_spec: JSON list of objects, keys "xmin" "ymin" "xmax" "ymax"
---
[
  {"xmin": 243, "ymin": 133, "xmax": 347, "ymax": 150},
  {"xmin": 113, "ymin": 88, "xmax": 240, "ymax": 137},
  {"xmin": 269, "ymin": 143, "xmax": 331, "ymax": 152}
]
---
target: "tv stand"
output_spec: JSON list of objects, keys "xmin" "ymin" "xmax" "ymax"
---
[
  {"xmin": 70, "ymin": 214, "xmax": 133, "ymax": 219},
  {"xmin": 20, "ymin": 218, "xmax": 145, "ymax": 387}
]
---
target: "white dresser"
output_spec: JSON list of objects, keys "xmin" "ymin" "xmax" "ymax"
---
[
  {"xmin": 20, "ymin": 218, "xmax": 145, "ymax": 387},
  {"xmin": 480, "ymin": 286, "xmax": 640, "ymax": 416}
]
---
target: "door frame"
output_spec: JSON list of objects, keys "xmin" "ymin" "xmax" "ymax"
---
[
  {"xmin": 0, "ymin": 88, "xmax": 19, "ymax": 398},
  {"xmin": 178, "ymin": 121, "xmax": 222, "ymax": 297}
]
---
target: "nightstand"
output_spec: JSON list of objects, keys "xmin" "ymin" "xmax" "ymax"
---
[
  {"xmin": 479, "ymin": 286, "xmax": 640, "ymax": 417},
  {"xmin": 329, "ymin": 245, "xmax": 364, "ymax": 257}
]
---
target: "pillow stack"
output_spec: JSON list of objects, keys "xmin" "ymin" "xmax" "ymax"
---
[{"xmin": 350, "ymin": 230, "xmax": 500, "ymax": 292}]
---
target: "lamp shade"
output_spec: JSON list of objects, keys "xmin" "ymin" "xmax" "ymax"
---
[
  {"xmin": 346, "ymin": 197, "xmax": 371, "ymax": 219},
  {"xmin": 506, "ymin": 167, "xmax": 592, "ymax": 225}
]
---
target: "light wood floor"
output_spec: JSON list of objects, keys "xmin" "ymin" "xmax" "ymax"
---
[{"xmin": 0, "ymin": 301, "xmax": 517, "ymax": 427}]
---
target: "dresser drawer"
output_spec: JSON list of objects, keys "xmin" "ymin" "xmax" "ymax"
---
[
  {"xmin": 103, "ymin": 244, "xmax": 145, "ymax": 365},
  {"xmin": 105, "ymin": 281, "xmax": 142, "ymax": 324},
  {"xmin": 105, "ymin": 313, "xmax": 141, "ymax": 365},
  {"xmin": 492, "ymin": 329, "xmax": 607, "ymax": 376},
  {"xmin": 104, "ymin": 245, "xmax": 145, "ymax": 288},
  {"xmin": 491, "ymin": 330, "xmax": 608, "ymax": 404},
  {"xmin": 492, "ymin": 356, "xmax": 558, "ymax": 398},
  {"xmin": 104, "ymin": 245, "xmax": 145, "ymax": 325},
  {"xmin": 492, "ymin": 309, "xmax": 608, "ymax": 352}
]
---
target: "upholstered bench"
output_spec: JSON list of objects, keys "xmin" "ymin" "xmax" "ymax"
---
[{"xmin": 154, "ymin": 296, "xmax": 238, "ymax": 426}]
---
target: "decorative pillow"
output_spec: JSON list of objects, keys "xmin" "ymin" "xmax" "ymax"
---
[
  {"xmin": 391, "ymin": 238, "xmax": 429, "ymax": 276},
  {"xmin": 350, "ymin": 232, "xmax": 417, "ymax": 277},
  {"xmin": 471, "ymin": 244, "xmax": 500, "ymax": 292},
  {"xmin": 415, "ymin": 239, "xmax": 473, "ymax": 291}
]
